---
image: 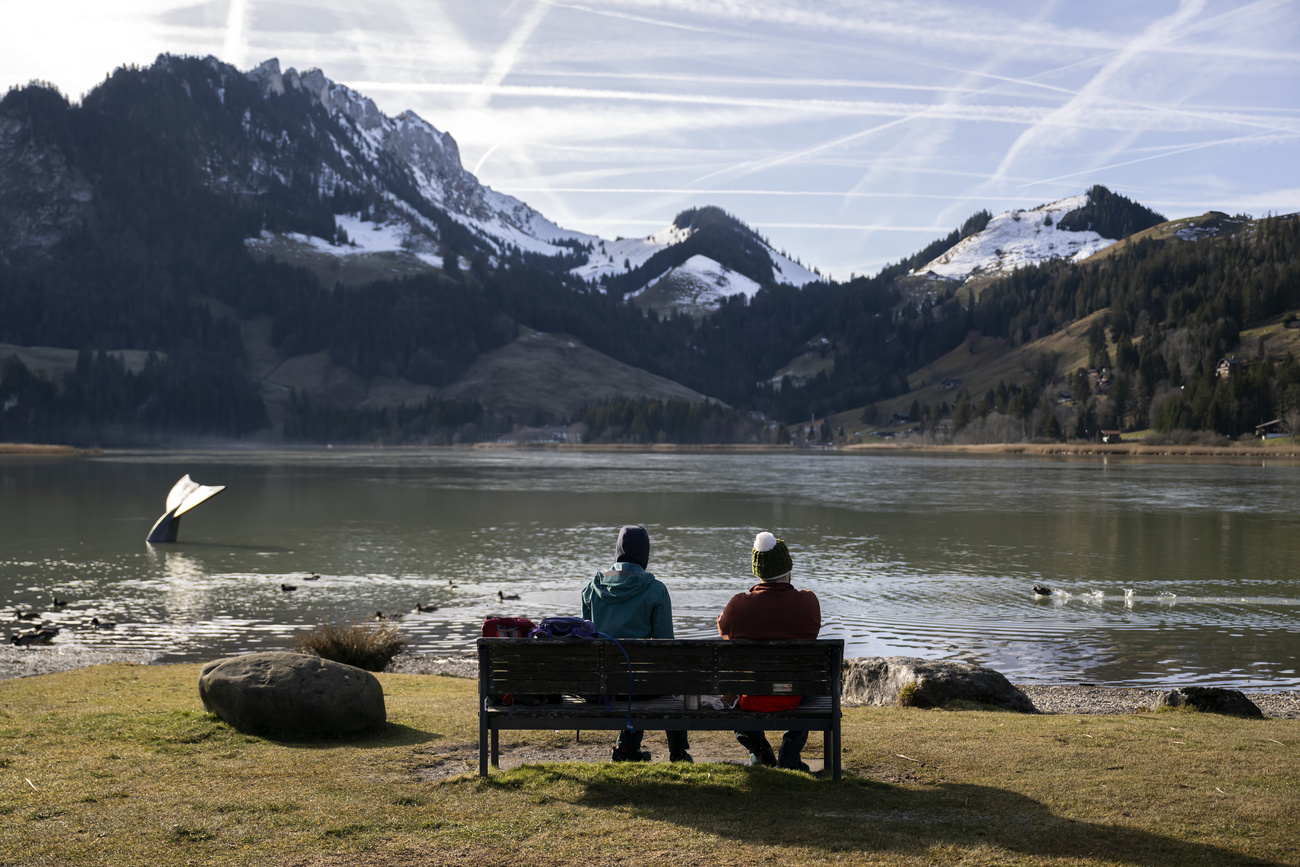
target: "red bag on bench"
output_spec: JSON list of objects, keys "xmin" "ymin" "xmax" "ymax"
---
[
  {"xmin": 482, "ymin": 616, "xmax": 543, "ymax": 705},
  {"xmin": 482, "ymin": 616, "xmax": 535, "ymax": 639}
]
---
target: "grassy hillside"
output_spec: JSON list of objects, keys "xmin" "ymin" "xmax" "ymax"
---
[
  {"xmin": 827, "ymin": 309, "xmax": 1113, "ymax": 436},
  {"xmin": 440, "ymin": 328, "xmax": 716, "ymax": 421},
  {"xmin": 1082, "ymin": 211, "xmax": 1250, "ymax": 263},
  {"xmin": 245, "ymin": 235, "xmax": 441, "ymax": 289}
]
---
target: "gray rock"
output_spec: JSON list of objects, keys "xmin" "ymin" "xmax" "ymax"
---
[
  {"xmin": 842, "ymin": 656, "xmax": 1036, "ymax": 712},
  {"xmin": 1151, "ymin": 686, "xmax": 1263, "ymax": 718},
  {"xmin": 199, "ymin": 652, "xmax": 386, "ymax": 735}
]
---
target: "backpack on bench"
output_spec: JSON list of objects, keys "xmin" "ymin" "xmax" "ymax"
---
[{"xmin": 528, "ymin": 616, "xmax": 599, "ymax": 640}]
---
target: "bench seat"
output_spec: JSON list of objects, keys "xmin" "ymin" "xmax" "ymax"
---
[{"xmin": 478, "ymin": 637, "xmax": 843, "ymax": 778}]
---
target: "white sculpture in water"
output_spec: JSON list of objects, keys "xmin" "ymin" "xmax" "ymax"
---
[{"xmin": 146, "ymin": 474, "xmax": 226, "ymax": 543}]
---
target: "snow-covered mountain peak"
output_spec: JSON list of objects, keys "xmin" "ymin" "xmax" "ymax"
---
[
  {"xmin": 247, "ymin": 60, "xmax": 466, "ymax": 191},
  {"xmin": 220, "ymin": 58, "xmax": 820, "ymax": 294},
  {"xmin": 627, "ymin": 254, "xmax": 762, "ymax": 320},
  {"xmin": 233, "ymin": 57, "xmax": 584, "ymax": 256},
  {"xmin": 912, "ymin": 193, "xmax": 1115, "ymax": 285}
]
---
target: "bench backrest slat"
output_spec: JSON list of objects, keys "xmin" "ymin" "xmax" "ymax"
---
[{"xmin": 478, "ymin": 638, "xmax": 843, "ymax": 697}]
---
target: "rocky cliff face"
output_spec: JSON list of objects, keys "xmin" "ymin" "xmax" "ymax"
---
[{"xmin": 239, "ymin": 57, "xmax": 558, "ymax": 249}]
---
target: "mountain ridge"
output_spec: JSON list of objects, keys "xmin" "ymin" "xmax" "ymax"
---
[{"xmin": 3, "ymin": 54, "xmax": 1298, "ymax": 447}]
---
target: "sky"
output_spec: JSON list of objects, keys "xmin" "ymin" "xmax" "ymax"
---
[{"xmin": 3, "ymin": 0, "xmax": 1298, "ymax": 280}]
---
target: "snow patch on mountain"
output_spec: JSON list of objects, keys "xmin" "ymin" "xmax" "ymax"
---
[
  {"xmin": 626, "ymin": 254, "xmax": 763, "ymax": 319},
  {"xmin": 641, "ymin": 254, "xmax": 762, "ymax": 298},
  {"xmin": 244, "ymin": 213, "xmax": 446, "ymax": 268},
  {"xmin": 571, "ymin": 223, "xmax": 821, "ymax": 289},
  {"xmin": 912, "ymin": 194, "xmax": 1115, "ymax": 284},
  {"xmin": 769, "ymin": 251, "xmax": 822, "ymax": 287}
]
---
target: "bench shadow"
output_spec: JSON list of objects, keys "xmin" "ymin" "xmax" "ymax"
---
[{"xmin": 499, "ymin": 766, "xmax": 1283, "ymax": 866}]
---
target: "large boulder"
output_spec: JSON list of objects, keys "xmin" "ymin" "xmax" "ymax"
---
[
  {"xmin": 199, "ymin": 652, "xmax": 386, "ymax": 735},
  {"xmin": 1151, "ymin": 686, "xmax": 1263, "ymax": 718},
  {"xmin": 843, "ymin": 656, "xmax": 1036, "ymax": 713}
]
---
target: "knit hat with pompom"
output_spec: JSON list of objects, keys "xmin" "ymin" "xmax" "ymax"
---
[{"xmin": 751, "ymin": 532, "xmax": 792, "ymax": 581}]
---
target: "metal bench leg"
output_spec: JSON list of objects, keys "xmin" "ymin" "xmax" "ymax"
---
[
  {"xmin": 832, "ymin": 724, "xmax": 841, "ymax": 780},
  {"xmin": 491, "ymin": 728, "xmax": 500, "ymax": 768},
  {"xmin": 479, "ymin": 715, "xmax": 489, "ymax": 776}
]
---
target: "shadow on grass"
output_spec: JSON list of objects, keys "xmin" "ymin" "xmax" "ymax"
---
[
  {"xmin": 486, "ymin": 764, "xmax": 1283, "ymax": 866},
  {"xmin": 244, "ymin": 721, "xmax": 441, "ymax": 749}
]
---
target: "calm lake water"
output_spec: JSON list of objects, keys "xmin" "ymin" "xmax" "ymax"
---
[{"xmin": 3, "ymin": 448, "xmax": 1299, "ymax": 689}]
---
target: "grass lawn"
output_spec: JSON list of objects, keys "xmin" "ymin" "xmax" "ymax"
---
[{"xmin": 2, "ymin": 663, "xmax": 1297, "ymax": 866}]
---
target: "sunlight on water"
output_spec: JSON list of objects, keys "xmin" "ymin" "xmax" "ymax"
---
[{"xmin": 3, "ymin": 449, "xmax": 1299, "ymax": 688}]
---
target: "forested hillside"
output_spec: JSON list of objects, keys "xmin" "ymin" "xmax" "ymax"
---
[{"xmin": 894, "ymin": 214, "xmax": 1300, "ymax": 444}]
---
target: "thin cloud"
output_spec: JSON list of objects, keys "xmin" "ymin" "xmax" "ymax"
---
[
  {"xmin": 352, "ymin": 80, "xmax": 1297, "ymax": 136},
  {"xmin": 223, "ymin": 0, "xmax": 249, "ymax": 69},
  {"xmin": 687, "ymin": 108, "xmax": 943, "ymax": 187},
  {"xmin": 503, "ymin": 187, "xmax": 1025, "ymax": 201},
  {"xmin": 986, "ymin": 0, "xmax": 1210, "ymax": 190},
  {"xmin": 558, "ymin": 0, "xmax": 1300, "ymax": 63},
  {"xmin": 560, "ymin": 217, "xmax": 948, "ymax": 233},
  {"xmin": 469, "ymin": 0, "xmax": 553, "ymax": 110},
  {"xmin": 1019, "ymin": 132, "xmax": 1296, "ymax": 189}
]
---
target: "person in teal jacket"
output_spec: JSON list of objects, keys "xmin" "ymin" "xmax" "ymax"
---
[{"xmin": 581, "ymin": 525, "xmax": 692, "ymax": 763}]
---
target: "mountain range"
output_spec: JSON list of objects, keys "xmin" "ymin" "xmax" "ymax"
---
[{"xmin": 1, "ymin": 54, "xmax": 1297, "ymax": 446}]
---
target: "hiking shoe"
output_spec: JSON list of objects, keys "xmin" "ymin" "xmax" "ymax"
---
[
  {"xmin": 669, "ymin": 750, "xmax": 694, "ymax": 763},
  {"xmin": 778, "ymin": 760, "xmax": 811, "ymax": 773},
  {"xmin": 611, "ymin": 747, "xmax": 652, "ymax": 762},
  {"xmin": 749, "ymin": 747, "xmax": 777, "ymax": 767}
]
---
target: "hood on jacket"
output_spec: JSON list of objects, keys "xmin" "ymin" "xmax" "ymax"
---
[
  {"xmin": 615, "ymin": 525, "xmax": 650, "ymax": 569},
  {"xmin": 589, "ymin": 563, "xmax": 657, "ymax": 604}
]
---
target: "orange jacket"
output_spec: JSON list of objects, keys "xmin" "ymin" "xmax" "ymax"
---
[{"xmin": 717, "ymin": 582, "xmax": 821, "ymax": 712}]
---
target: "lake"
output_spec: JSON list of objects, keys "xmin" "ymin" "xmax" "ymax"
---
[{"xmin": 2, "ymin": 447, "xmax": 1298, "ymax": 689}]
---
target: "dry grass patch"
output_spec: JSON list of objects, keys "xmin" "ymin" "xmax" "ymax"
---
[
  {"xmin": 292, "ymin": 620, "xmax": 408, "ymax": 671},
  {"xmin": 1, "ymin": 663, "xmax": 1297, "ymax": 866}
]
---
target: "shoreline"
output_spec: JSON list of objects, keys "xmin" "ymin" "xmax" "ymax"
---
[
  {"xmin": 6, "ymin": 648, "xmax": 1298, "ymax": 718},
  {"xmin": 9, "ymin": 439, "xmax": 1300, "ymax": 461},
  {"xmin": 0, "ymin": 443, "xmax": 102, "ymax": 456},
  {"xmin": 842, "ymin": 441, "xmax": 1300, "ymax": 458}
]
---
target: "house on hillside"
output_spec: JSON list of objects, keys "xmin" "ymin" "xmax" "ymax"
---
[
  {"xmin": 941, "ymin": 378, "xmax": 963, "ymax": 390},
  {"xmin": 1217, "ymin": 357, "xmax": 1244, "ymax": 378},
  {"xmin": 1255, "ymin": 418, "xmax": 1285, "ymax": 439},
  {"xmin": 496, "ymin": 425, "xmax": 579, "ymax": 444},
  {"xmin": 1100, "ymin": 429, "xmax": 1123, "ymax": 444}
]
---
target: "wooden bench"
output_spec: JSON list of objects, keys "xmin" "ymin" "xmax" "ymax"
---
[{"xmin": 477, "ymin": 637, "xmax": 843, "ymax": 779}]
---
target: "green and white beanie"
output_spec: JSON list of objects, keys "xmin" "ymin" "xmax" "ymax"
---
[{"xmin": 751, "ymin": 531, "xmax": 793, "ymax": 582}]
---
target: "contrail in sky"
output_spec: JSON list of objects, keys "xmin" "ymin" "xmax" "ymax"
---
[
  {"xmin": 470, "ymin": 0, "xmax": 553, "ymax": 110},
  {"xmin": 985, "ymin": 0, "xmax": 1208, "ymax": 192},
  {"xmin": 223, "ymin": 0, "xmax": 248, "ymax": 68}
]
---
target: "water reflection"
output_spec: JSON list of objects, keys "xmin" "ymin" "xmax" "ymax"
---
[{"xmin": 2, "ymin": 449, "xmax": 1298, "ymax": 688}]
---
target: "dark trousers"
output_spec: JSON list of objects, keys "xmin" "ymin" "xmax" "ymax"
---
[
  {"xmin": 593, "ymin": 694, "xmax": 690, "ymax": 755},
  {"xmin": 734, "ymin": 728, "xmax": 808, "ymax": 768},
  {"xmin": 616, "ymin": 727, "xmax": 690, "ymax": 754}
]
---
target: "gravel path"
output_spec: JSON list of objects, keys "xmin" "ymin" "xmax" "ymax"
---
[
  {"xmin": 6, "ymin": 649, "xmax": 1299, "ymax": 719},
  {"xmin": 0, "ymin": 646, "xmax": 160, "ymax": 681},
  {"xmin": 1017, "ymin": 684, "xmax": 1300, "ymax": 719}
]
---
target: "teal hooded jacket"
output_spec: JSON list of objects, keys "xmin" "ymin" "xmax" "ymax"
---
[{"xmin": 581, "ymin": 563, "xmax": 675, "ymax": 640}]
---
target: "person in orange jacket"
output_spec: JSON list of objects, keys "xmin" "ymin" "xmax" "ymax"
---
[{"xmin": 716, "ymin": 531, "xmax": 821, "ymax": 771}]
